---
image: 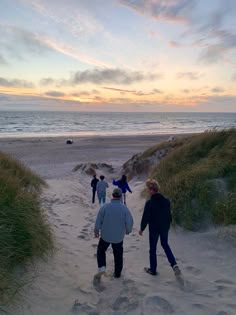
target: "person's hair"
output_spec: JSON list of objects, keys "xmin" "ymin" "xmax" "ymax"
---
[
  {"xmin": 120, "ymin": 174, "xmax": 127, "ymax": 184},
  {"xmin": 112, "ymin": 188, "xmax": 122, "ymax": 198},
  {"xmin": 100, "ymin": 175, "xmax": 105, "ymax": 180},
  {"xmin": 146, "ymin": 179, "xmax": 160, "ymax": 192}
]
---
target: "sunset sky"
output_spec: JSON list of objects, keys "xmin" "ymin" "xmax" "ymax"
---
[{"xmin": 0, "ymin": 0, "xmax": 235, "ymax": 112}]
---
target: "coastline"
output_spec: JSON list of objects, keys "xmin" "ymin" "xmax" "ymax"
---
[{"xmin": 0, "ymin": 133, "xmax": 192, "ymax": 179}]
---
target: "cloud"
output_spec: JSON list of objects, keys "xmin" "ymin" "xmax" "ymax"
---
[
  {"xmin": 199, "ymin": 31, "xmax": 236, "ymax": 64},
  {"xmin": 6, "ymin": 27, "xmax": 51, "ymax": 55},
  {"xmin": 39, "ymin": 69, "xmax": 162, "ymax": 88},
  {"xmin": 0, "ymin": 54, "xmax": 8, "ymax": 66},
  {"xmin": 103, "ymin": 87, "xmax": 136, "ymax": 93},
  {"xmin": 0, "ymin": 77, "xmax": 34, "ymax": 88},
  {"xmin": 71, "ymin": 89, "xmax": 100, "ymax": 97},
  {"xmin": 19, "ymin": 0, "xmax": 104, "ymax": 38},
  {"xmin": 45, "ymin": 90, "xmax": 65, "ymax": 97},
  {"xmin": 198, "ymin": 95, "xmax": 236, "ymax": 112},
  {"xmin": 40, "ymin": 78, "xmax": 55, "ymax": 86},
  {"xmin": 0, "ymin": 95, "xmax": 9, "ymax": 101},
  {"xmin": 119, "ymin": 1, "xmax": 236, "ymax": 65},
  {"xmin": 103, "ymin": 86, "xmax": 163, "ymax": 95},
  {"xmin": 232, "ymin": 73, "xmax": 236, "ymax": 81},
  {"xmin": 118, "ymin": 0, "xmax": 195, "ymax": 23},
  {"xmin": 211, "ymin": 87, "xmax": 225, "ymax": 93},
  {"xmin": 182, "ymin": 89, "xmax": 190, "ymax": 93},
  {"xmin": 72, "ymin": 69, "xmax": 161, "ymax": 85},
  {"xmin": 152, "ymin": 88, "xmax": 163, "ymax": 94},
  {"xmin": 0, "ymin": 26, "xmax": 110, "ymax": 67},
  {"xmin": 177, "ymin": 72, "xmax": 203, "ymax": 80}
]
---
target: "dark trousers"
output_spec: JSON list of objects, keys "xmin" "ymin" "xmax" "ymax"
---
[
  {"xmin": 92, "ymin": 189, "xmax": 96, "ymax": 203},
  {"xmin": 97, "ymin": 238, "xmax": 123, "ymax": 276},
  {"xmin": 149, "ymin": 229, "xmax": 177, "ymax": 273}
]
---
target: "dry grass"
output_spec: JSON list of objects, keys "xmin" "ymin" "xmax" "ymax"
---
[
  {"xmin": 0, "ymin": 152, "xmax": 53, "ymax": 304},
  {"xmin": 145, "ymin": 129, "xmax": 236, "ymax": 230}
]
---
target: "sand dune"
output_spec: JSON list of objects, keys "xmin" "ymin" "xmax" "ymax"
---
[{"xmin": 1, "ymin": 135, "xmax": 236, "ymax": 315}]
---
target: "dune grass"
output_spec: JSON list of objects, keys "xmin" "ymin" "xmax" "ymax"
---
[
  {"xmin": 149, "ymin": 129, "xmax": 236, "ymax": 230},
  {"xmin": 0, "ymin": 152, "xmax": 53, "ymax": 304}
]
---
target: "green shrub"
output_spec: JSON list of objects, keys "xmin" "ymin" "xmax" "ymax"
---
[
  {"xmin": 149, "ymin": 129, "xmax": 236, "ymax": 230},
  {"xmin": 0, "ymin": 152, "xmax": 53, "ymax": 304}
]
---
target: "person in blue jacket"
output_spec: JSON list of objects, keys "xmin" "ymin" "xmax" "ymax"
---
[
  {"xmin": 113, "ymin": 175, "xmax": 132, "ymax": 205},
  {"xmin": 94, "ymin": 188, "xmax": 133, "ymax": 280}
]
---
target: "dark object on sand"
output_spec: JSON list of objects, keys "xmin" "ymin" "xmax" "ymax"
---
[{"xmin": 66, "ymin": 139, "xmax": 73, "ymax": 144}]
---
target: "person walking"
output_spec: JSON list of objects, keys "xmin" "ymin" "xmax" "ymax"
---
[
  {"xmin": 96, "ymin": 175, "xmax": 109, "ymax": 205},
  {"xmin": 91, "ymin": 174, "xmax": 99, "ymax": 204},
  {"xmin": 94, "ymin": 188, "xmax": 133, "ymax": 280},
  {"xmin": 112, "ymin": 175, "xmax": 132, "ymax": 205},
  {"xmin": 139, "ymin": 179, "xmax": 181, "ymax": 276}
]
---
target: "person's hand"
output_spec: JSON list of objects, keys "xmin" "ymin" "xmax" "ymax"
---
[
  {"xmin": 94, "ymin": 232, "xmax": 99, "ymax": 238},
  {"xmin": 139, "ymin": 230, "xmax": 143, "ymax": 236}
]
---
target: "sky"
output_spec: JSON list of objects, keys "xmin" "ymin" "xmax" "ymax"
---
[{"xmin": 0, "ymin": 0, "xmax": 235, "ymax": 112}]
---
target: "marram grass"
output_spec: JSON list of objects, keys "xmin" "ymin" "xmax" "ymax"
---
[
  {"xmin": 148, "ymin": 129, "xmax": 236, "ymax": 230},
  {"xmin": 0, "ymin": 152, "xmax": 53, "ymax": 305}
]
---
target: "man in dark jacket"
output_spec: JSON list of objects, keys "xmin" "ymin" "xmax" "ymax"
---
[
  {"xmin": 139, "ymin": 179, "xmax": 181, "ymax": 276},
  {"xmin": 91, "ymin": 174, "xmax": 99, "ymax": 204}
]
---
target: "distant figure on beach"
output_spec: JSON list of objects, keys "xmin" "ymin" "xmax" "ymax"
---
[
  {"xmin": 112, "ymin": 175, "xmax": 132, "ymax": 205},
  {"xmin": 94, "ymin": 188, "xmax": 133, "ymax": 281},
  {"xmin": 139, "ymin": 179, "xmax": 181, "ymax": 277},
  {"xmin": 96, "ymin": 175, "xmax": 109, "ymax": 205},
  {"xmin": 91, "ymin": 174, "xmax": 99, "ymax": 204}
]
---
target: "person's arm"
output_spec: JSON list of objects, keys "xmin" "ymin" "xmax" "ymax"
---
[
  {"xmin": 96, "ymin": 182, "xmax": 100, "ymax": 194},
  {"xmin": 125, "ymin": 209, "xmax": 134, "ymax": 234},
  {"xmin": 94, "ymin": 206, "xmax": 105, "ymax": 237},
  {"xmin": 139, "ymin": 201, "xmax": 150, "ymax": 235},
  {"xmin": 126, "ymin": 183, "xmax": 132, "ymax": 193},
  {"xmin": 167, "ymin": 198, "xmax": 172, "ymax": 225},
  {"xmin": 112, "ymin": 179, "xmax": 118, "ymax": 186}
]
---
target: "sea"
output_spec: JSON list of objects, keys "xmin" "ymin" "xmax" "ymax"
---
[{"xmin": 0, "ymin": 111, "xmax": 235, "ymax": 138}]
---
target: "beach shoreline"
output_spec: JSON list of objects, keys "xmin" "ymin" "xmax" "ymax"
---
[{"xmin": 0, "ymin": 133, "xmax": 192, "ymax": 179}]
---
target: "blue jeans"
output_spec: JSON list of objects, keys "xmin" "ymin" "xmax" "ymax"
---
[
  {"xmin": 98, "ymin": 193, "xmax": 106, "ymax": 205},
  {"xmin": 149, "ymin": 229, "xmax": 177, "ymax": 273}
]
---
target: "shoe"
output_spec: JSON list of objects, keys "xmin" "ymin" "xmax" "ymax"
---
[
  {"xmin": 93, "ymin": 266, "xmax": 106, "ymax": 284},
  {"xmin": 173, "ymin": 265, "xmax": 181, "ymax": 276},
  {"xmin": 114, "ymin": 273, "xmax": 121, "ymax": 278},
  {"xmin": 144, "ymin": 267, "xmax": 157, "ymax": 276}
]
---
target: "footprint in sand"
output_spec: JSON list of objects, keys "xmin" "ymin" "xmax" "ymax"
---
[
  {"xmin": 71, "ymin": 299, "xmax": 96, "ymax": 314},
  {"xmin": 215, "ymin": 279, "xmax": 235, "ymax": 286},
  {"xmin": 112, "ymin": 296, "xmax": 139, "ymax": 312},
  {"xmin": 92, "ymin": 274, "xmax": 106, "ymax": 292},
  {"xmin": 185, "ymin": 265, "xmax": 201, "ymax": 276},
  {"xmin": 192, "ymin": 303, "xmax": 209, "ymax": 311},
  {"xmin": 77, "ymin": 234, "xmax": 90, "ymax": 240},
  {"xmin": 143, "ymin": 295, "xmax": 174, "ymax": 315}
]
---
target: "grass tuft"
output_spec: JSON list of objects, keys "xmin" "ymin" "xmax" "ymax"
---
[{"xmin": 0, "ymin": 152, "xmax": 53, "ymax": 304}]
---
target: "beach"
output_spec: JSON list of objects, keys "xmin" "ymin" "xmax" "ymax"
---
[{"xmin": 1, "ymin": 134, "xmax": 236, "ymax": 315}]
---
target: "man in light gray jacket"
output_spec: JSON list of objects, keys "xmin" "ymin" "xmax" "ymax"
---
[{"xmin": 94, "ymin": 188, "xmax": 134, "ymax": 280}]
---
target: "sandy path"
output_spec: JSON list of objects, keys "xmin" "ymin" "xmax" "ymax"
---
[{"xmin": 6, "ymin": 171, "xmax": 236, "ymax": 315}]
